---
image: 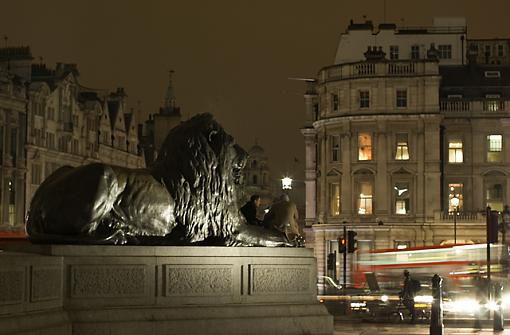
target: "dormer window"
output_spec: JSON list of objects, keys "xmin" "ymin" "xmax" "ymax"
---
[{"xmin": 484, "ymin": 71, "xmax": 501, "ymax": 78}]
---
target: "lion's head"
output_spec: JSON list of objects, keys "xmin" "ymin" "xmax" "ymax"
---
[{"xmin": 152, "ymin": 113, "xmax": 248, "ymax": 244}]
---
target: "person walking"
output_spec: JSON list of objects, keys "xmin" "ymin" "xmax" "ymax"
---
[{"xmin": 400, "ymin": 269, "xmax": 420, "ymax": 323}]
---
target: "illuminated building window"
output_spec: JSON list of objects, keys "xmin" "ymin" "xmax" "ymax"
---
[
  {"xmin": 484, "ymin": 95, "xmax": 503, "ymax": 111},
  {"xmin": 394, "ymin": 182, "xmax": 410, "ymax": 215},
  {"xmin": 359, "ymin": 91, "xmax": 370, "ymax": 108},
  {"xmin": 329, "ymin": 182, "xmax": 341, "ymax": 216},
  {"xmin": 357, "ymin": 181, "xmax": 373, "ymax": 215},
  {"xmin": 486, "ymin": 183, "xmax": 504, "ymax": 212},
  {"xmin": 390, "ymin": 45, "xmax": 399, "ymax": 60},
  {"xmin": 358, "ymin": 133, "xmax": 372, "ymax": 161},
  {"xmin": 330, "ymin": 135, "xmax": 340, "ymax": 162},
  {"xmin": 396, "ymin": 89, "xmax": 407, "ymax": 108},
  {"xmin": 395, "ymin": 133, "xmax": 409, "ymax": 160},
  {"xmin": 448, "ymin": 140, "xmax": 463, "ymax": 163},
  {"xmin": 438, "ymin": 45, "xmax": 452, "ymax": 59},
  {"xmin": 448, "ymin": 183, "xmax": 464, "ymax": 212},
  {"xmin": 411, "ymin": 45, "xmax": 420, "ymax": 59},
  {"xmin": 487, "ymin": 134, "xmax": 503, "ymax": 162},
  {"xmin": 331, "ymin": 94, "xmax": 339, "ymax": 113}
]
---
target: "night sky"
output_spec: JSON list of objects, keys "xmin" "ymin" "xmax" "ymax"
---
[{"xmin": 1, "ymin": 0, "xmax": 510, "ymax": 180}]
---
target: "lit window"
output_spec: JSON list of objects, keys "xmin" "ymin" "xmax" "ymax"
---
[
  {"xmin": 448, "ymin": 183, "xmax": 464, "ymax": 212},
  {"xmin": 332, "ymin": 94, "xmax": 339, "ymax": 113},
  {"xmin": 484, "ymin": 95, "xmax": 503, "ymax": 111},
  {"xmin": 358, "ymin": 181, "xmax": 373, "ymax": 215},
  {"xmin": 394, "ymin": 182, "xmax": 409, "ymax": 215},
  {"xmin": 390, "ymin": 45, "xmax": 399, "ymax": 60},
  {"xmin": 329, "ymin": 182, "xmax": 341, "ymax": 216},
  {"xmin": 395, "ymin": 133, "xmax": 409, "ymax": 160},
  {"xmin": 438, "ymin": 45, "xmax": 452, "ymax": 59},
  {"xmin": 448, "ymin": 140, "xmax": 463, "ymax": 163},
  {"xmin": 396, "ymin": 89, "xmax": 407, "ymax": 108},
  {"xmin": 411, "ymin": 45, "xmax": 420, "ymax": 60},
  {"xmin": 358, "ymin": 133, "xmax": 372, "ymax": 161},
  {"xmin": 487, "ymin": 134, "xmax": 503, "ymax": 162},
  {"xmin": 486, "ymin": 183, "xmax": 503, "ymax": 212},
  {"xmin": 359, "ymin": 91, "xmax": 370, "ymax": 108},
  {"xmin": 330, "ymin": 135, "xmax": 340, "ymax": 162}
]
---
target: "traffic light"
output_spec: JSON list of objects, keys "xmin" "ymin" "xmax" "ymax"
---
[
  {"xmin": 347, "ymin": 230, "xmax": 357, "ymax": 253},
  {"xmin": 339, "ymin": 237, "xmax": 346, "ymax": 253}
]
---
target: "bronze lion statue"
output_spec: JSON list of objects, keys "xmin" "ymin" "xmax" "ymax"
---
[{"xmin": 26, "ymin": 113, "xmax": 301, "ymax": 247}]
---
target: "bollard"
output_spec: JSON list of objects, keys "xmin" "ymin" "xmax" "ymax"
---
[
  {"xmin": 430, "ymin": 274, "xmax": 443, "ymax": 335},
  {"xmin": 493, "ymin": 282, "xmax": 504, "ymax": 331}
]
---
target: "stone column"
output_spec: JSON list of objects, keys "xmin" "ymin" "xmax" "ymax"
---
[
  {"xmin": 375, "ymin": 122, "xmax": 388, "ymax": 216},
  {"xmin": 318, "ymin": 132, "xmax": 327, "ymax": 223},
  {"xmin": 341, "ymin": 131, "xmax": 352, "ymax": 216},
  {"xmin": 301, "ymin": 128, "xmax": 317, "ymax": 228},
  {"xmin": 423, "ymin": 116, "xmax": 442, "ymax": 220}
]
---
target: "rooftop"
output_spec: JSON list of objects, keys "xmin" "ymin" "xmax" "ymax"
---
[{"xmin": 0, "ymin": 46, "xmax": 33, "ymax": 60}]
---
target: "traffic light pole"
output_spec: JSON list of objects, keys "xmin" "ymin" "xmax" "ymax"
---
[
  {"xmin": 343, "ymin": 225, "xmax": 347, "ymax": 291},
  {"xmin": 487, "ymin": 207, "xmax": 492, "ymax": 305}
]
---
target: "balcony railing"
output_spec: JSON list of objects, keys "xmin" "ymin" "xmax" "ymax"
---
[
  {"xmin": 438, "ymin": 211, "xmax": 484, "ymax": 222},
  {"xmin": 320, "ymin": 60, "xmax": 438, "ymax": 83},
  {"xmin": 440, "ymin": 99, "xmax": 508, "ymax": 113}
]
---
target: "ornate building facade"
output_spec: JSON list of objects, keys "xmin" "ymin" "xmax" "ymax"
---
[
  {"xmin": 240, "ymin": 143, "xmax": 274, "ymax": 217},
  {"xmin": 303, "ymin": 19, "xmax": 510, "ymax": 286},
  {"xmin": 0, "ymin": 61, "xmax": 28, "ymax": 236},
  {"xmin": 0, "ymin": 47, "xmax": 145, "ymax": 237}
]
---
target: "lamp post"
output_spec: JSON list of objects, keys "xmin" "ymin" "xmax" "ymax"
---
[
  {"xmin": 281, "ymin": 176, "xmax": 293, "ymax": 191},
  {"xmin": 450, "ymin": 196, "xmax": 460, "ymax": 245}
]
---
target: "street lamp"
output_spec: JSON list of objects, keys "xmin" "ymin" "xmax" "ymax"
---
[
  {"xmin": 281, "ymin": 177, "xmax": 293, "ymax": 190},
  {"xmin": 450, "ymin": 196, "xmax": 460, "ymax": 245},
  {"xmin": 503, "ymin": 205, "xmax": 510, "ymax": 245}
]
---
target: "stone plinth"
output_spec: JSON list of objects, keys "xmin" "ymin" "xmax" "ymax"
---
[{"xmin": 0, "ymin": 245, "xmax": 333, "ymax": 335}]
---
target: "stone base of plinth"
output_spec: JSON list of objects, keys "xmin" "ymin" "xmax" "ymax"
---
[{"xmin": 1, "ymin": 245, "xmax": 333, "ymax": 335}]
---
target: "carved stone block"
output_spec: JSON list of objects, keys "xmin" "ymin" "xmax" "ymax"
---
[
  {"xmin": 164, "ymin": 265, "xmax": 233, "ymax": 296},
  {"xmin": 251, "ymin": 265, "xmax": 310, "ymax": 294},
  {"xmin": 71, "ymin": 265, "xmax": 146, "ymax": 298},
  {"xmin": 31, "ymin": 266, "xmax": 62, "ymax": 302},
  {"xmin": 0, "ymin": 269, "xmax": 24, "ymax": 305}
]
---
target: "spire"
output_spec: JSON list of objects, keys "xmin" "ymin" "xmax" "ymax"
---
[{"xmin": 164, "ymin": 70, "xmax": 176, "ymax": 109}]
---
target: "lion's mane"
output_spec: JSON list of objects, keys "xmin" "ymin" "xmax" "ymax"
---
[{"xmin": 152, "ymin": 113, "xmax": 247, "ymax": 244}]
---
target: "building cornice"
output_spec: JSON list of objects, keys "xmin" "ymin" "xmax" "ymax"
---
[{"xmin": 312, "ymin": 113, "xmax": 442, "ymax": 129}]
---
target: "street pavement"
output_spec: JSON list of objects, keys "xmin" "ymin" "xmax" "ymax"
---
[{"xmin": 333, "ymin": 318, "xmax": 510, "ymax": 334}]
